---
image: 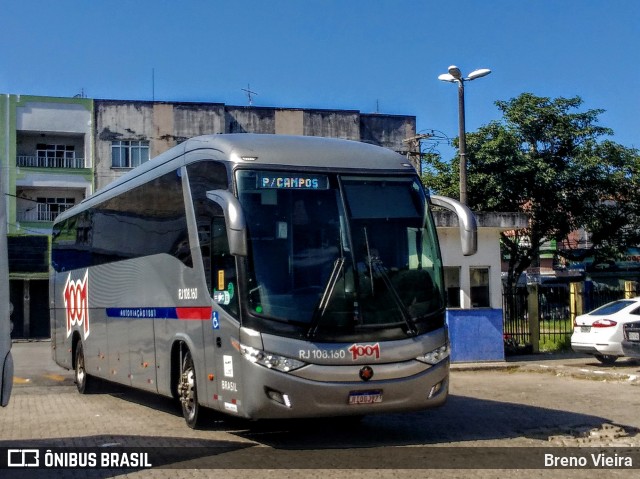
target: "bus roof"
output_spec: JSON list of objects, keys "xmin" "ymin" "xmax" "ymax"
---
[
  {"xmin": 183, "ymin": 134, "xmax": 412, "ymax": 171},
  {"xmin": 56, "ymin": 134, "xmax": 415, "ymax": 223}
]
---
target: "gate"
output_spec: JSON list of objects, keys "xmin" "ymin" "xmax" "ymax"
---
[
  {"xmin": 538, "ymin": 284, "xmax": 571, "ymax": 350},
  {"xmin": 503, "ymin": 287, "xmax": 530, "ymax": 353}
]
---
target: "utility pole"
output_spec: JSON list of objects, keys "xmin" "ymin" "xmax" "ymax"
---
[{"xmin": 403, "ymin": 133, "xmax": 432, "ymax": 175}]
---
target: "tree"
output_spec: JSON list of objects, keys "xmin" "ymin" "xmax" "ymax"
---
[{"xmin": 423, "ymin": 93, "xmax": 640, "ymax": 292}]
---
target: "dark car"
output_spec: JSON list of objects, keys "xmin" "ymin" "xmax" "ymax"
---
[{"xmin": 621, "ymin": 321, "xmax": 640, "ymax": 358}]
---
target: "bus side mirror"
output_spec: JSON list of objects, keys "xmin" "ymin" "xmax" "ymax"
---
[
  {"xmin": 430, "ymin": 195, "xmax": 477, "ymax": 256},
  {"xmin": 206, "ymin": 190, "xmax": 248, "ymax": 256}
]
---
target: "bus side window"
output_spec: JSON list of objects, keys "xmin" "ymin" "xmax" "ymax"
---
[
  {"xmin": 197, "ymin": 221, "xmax": 212, "ymax": 292},
  {"xmin": 211, "ymin": 216, "xmax": 239, "ymax": 317}
]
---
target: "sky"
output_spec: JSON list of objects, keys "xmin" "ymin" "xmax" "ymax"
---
[{"xmin": 1, "ymin": 0, "xmax": 638, "ymax": 160}]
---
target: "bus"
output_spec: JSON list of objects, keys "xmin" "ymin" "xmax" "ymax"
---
[
  {"xmin": 50, "ymin": 134, "xmax": 476, "ymax": 427},
  {"xmin": 1, "ymin": 186, "xmax": 13, "ymax": 407},
  {"xmin": 0, "ymin": 305, "xmax": 11, "ymax": 407}
]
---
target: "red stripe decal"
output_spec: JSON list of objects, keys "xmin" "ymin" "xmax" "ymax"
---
[{"xmin": 176, "ymin": 307, "xmax": 213, "ymax": 320}]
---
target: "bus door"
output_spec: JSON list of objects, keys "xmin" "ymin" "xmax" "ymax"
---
[{"xmin": 196, "ymin": 199, "xmax": 241, "ymax": 412}]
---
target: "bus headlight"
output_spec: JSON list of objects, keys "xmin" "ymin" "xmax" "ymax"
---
[
  {"xmin": 240, "ymin": 344, "xmax": 306, "ymax": 373},
  {"xmin": 416, "ymin": 344, "xmax": 450, "ymax": 365}
]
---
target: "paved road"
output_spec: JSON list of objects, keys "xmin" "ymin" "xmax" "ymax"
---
[{"xmin": 3, "ymin": 341, "xmax": 640, "ymax": 478}]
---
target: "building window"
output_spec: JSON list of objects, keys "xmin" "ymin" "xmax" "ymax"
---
[
  {"xmin": 111, "ymin": 140, "xmax": 150, "ymax": 168},
  {"xmin": 444, "ymin": 266, "xmax": 461, "ymax": 308},
  {"xmin": 36, "ymin": 144, "xmax": 76, "ymax": 168},
  {"xmin": 470, "ymin": 267, "xmax": 491, "ymax": 308},
  {"xmin": 37, "ymin": 143, "xmax": 75, "ymax": 159},
  {"xmin": 35, "ymin": 197, "xmax": 75, "ymax": 222}
]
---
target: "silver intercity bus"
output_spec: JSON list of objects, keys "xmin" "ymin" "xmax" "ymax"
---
[
  {"xmin": 0, "ymin": 232, "xmax": 12, "ymax": 407},
  {"xmin": 51, "ymin": 134, "xmax": 476, "ymax": 428}
]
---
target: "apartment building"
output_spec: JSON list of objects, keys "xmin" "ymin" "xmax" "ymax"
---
[{"xmin": 1, "ymin": 94, "xmax": 93, "ymax": 337}]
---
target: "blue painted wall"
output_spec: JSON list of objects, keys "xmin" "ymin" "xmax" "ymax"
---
[{"xmin": 446, "ymin": 309, "xmax": 505, "ymax": 362}]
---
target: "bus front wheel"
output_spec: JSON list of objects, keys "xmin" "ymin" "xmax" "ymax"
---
[
  {"xmin": 178, "ymin": 349, "xmax": 201, "ymax": 428},
  {"xmin": 74, "ymin": 341, "xmax": 93, "ymax": 394}
]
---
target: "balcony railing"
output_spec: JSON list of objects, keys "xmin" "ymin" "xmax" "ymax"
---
[
  {"xmin": 17, "ymin": 204, "xmax": 72, "ymax": 223},
  {"xmin": 17, "ymin": 155, "xmax": 85, "ymax": 169}
]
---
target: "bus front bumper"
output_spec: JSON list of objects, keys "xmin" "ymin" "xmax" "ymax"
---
[{"xmin": 234, "ymin": 358, "xmax": 449, "ymax": 420}]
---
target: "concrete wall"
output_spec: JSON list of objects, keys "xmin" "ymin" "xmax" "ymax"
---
[
  {"xmin": 225, "ymin": 106, "xmax": 276, "ymax": 134},
  {"xmin": 303, "ymin": 110, "xmax": 360, "ymax": 139},
  {"xmin": 96, "ymin": 101, "xmax": 150, "ymax": 187},
  {"xmin": 275, "ymin": 109, "xmax": 304, "ymax": 135},
  {"xmin": 17, "ymin": 101, "xmax": 90, "ymax": 131},
  {"xmin": 173, "ymin": 103, "xmax": 225, "ymax": 140},
  {"xmin": 360, "ymin": 114, "xmax": 416, "ymax": 153}
]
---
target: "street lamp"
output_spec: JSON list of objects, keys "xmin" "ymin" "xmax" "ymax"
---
[{"xmin": 438, "ymin": 65, "xmax": 491, "ymax": 205}]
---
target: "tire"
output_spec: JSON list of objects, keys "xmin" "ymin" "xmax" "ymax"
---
[
  {"xmin": 178, "ymin": 350, "xmax": 201, "ymax": 429},
  {"xmin": 595, "ymin": 354, "xmax": 618, "ymax": 365},
  {"xmin": 74, "ymin": 341, "xmax": 93, "ymax": 394}
]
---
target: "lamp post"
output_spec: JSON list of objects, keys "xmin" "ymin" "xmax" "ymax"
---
[{"xmin": 438, "ymin": 65, "xmax": 491, "ymax": 205}]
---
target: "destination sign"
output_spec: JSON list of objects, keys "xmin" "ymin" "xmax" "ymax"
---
[{"xmin": 257, "ymin": 173, "xmax": 329, "ymax": 190}]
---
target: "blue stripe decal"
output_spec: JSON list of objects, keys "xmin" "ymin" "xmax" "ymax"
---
[{"xmin": 106, "ymin": 307, "xmax": 177, "ymax": 319}]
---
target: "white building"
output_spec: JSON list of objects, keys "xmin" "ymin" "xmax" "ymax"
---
[{"xmin": 434, "ymin": 211, "xmax": 528, "ymax": 362}]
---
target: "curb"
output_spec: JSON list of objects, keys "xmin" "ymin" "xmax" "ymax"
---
[{"xmin": 452, "ymin": 359, "xmax": 640, "ymax": 384}]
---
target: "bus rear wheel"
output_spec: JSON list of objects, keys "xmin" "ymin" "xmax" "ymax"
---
[{"xmin": 178, "ymin": 350, "xmax": 201, "ymax": 428}]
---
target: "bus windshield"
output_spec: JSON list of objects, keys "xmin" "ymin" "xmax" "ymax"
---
[{"xmin": 236, "ymin": 170, "xmax": 444, "ymax": 341}]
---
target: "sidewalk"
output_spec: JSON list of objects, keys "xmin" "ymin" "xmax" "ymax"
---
[{"xmin": 451, "ymin": 350, "xmax": 640, "ymax": 384}]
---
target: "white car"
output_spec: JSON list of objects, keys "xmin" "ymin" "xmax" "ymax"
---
[{"xmin": 571, "ymin": 297, "xmax": 640, "ymax": 364}]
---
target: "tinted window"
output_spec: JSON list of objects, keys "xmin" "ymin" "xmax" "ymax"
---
[
  {"xmin": 52, "ymin": 170, "xmax": 190, "ymax": 271},
  {"xmin": 187, "ymin": 160, "xmax": 228, "ymax": 198},
  {"xmin": 187, "ymin": 161, "xmax": 238, "ymax": 315},
  {"xmin": 588, "ymin": 300, "xmax": 636, "ymax": 316}
]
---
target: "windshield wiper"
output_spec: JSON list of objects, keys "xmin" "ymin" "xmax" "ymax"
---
[
  {"xmin": 306, "ymin": 257, "xmax": 345, "ymax": 339},
  {"xmin": 370, "ymin": 259, "xmax": 418, "ymax": 337},
  {"xmin": 361, "ymin": 226, "xmax": 416, "ymax": 337}
]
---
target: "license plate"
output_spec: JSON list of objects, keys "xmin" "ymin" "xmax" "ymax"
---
[
  {"xmin": 348, "ymin": 390, "xmax": 382, "ymax": 405},
  {"xmin": 629, "ymin": 332, "xmax": 640, "ymax": 341},
  {"xmin": 581, "ymin": 326, "xmax": 591, "ymax": 333}
]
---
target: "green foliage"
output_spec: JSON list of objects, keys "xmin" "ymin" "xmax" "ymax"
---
[
  {"xmin": 422, "ymin": 92, "xmax": 640, "ymax": 291},
  {"xmin": 539, "ymin": 333, "xmax": 572, "ymax": 353},
  {"xmin": 420, "ymin": 151, "xmax": 458, "ymax": 198}
]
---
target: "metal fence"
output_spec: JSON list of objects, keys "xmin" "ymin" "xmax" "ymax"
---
[
  {"xmin": 503, "ymin": 287, "xmax": 531, "ymax": 352},
  {"xmin": 538, "ymin": 284, "xmax": 572, "ymax": 348},
  {"xmin": 503, "ymin": 281, "xmax": 639, "ymax": 354}
]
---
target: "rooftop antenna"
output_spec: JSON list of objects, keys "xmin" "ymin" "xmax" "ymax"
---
[
  {"xmin": 152, "ymin": 68, "xmax": 155, "ymax": 101},
  {"xmin": 241, "ymin": 84, "xmax": 258, "ymax": 106}
]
